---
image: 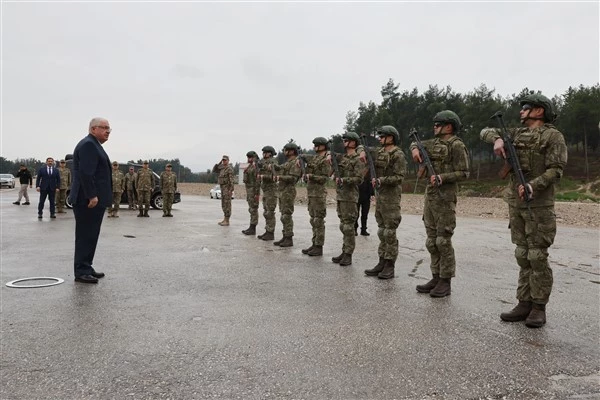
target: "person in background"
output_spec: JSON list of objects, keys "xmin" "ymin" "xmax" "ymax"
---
[{"xmin": 13, "ymin": 164, "xmax": 33, "ymax": 205}]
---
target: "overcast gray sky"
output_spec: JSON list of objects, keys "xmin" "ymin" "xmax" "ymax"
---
[{"xmin": 2, "ymin": 1, "xmax": 598, "ymax": 172}]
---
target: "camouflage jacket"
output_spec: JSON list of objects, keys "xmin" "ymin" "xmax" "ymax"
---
[
  {"xmin": 258, "ymin": 158, "xmax": 278, "ymax": 195},
  {"xmin": 58, "ymin": 167, "xmax": 71, "ymax": 189},
  {"xmin": 124, "ymin": 172, "xmax": 137, "ymax": 190},
  {"xmin": 373, "ymin": 146, "xmax": 406, "ymax": 200},
  {"xmin": 273, "ymin": 156, "xmax": 302, "ymax": 189},
  {"xmin": 112, "ymin": 170, "xmax": 125, "ymax": 192},
  {"xmin": 409, "ymin": 136, "xmax": 470, "ymax": 202},
  {"xmin": 214, "ymin": 164, "xmax": 234, "ymax": 189},
  {"xmin": 304, "ymin": 153, "xmax": 330, "ymax": 198},
  {"xmin": 481, "ymin": 124, "xmax": 567, "ymax": 208},
  {"xmin": 136, "ymin": 168, "xmax": 155, "ymax": 191},
  {"xmin": 160, "ymin": 171, "xmax": 177, "ymax": 194},
  {"xmin": 243, "ymin": 163, "xmax": 260, "ymax": 197},
  {"xmin": 335, "ymin": 152, "xmax": 365, "ymax": 202}
]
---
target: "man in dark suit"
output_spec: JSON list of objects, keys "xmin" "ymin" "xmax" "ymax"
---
[
  {"xmin": 70, "ymin": 117, "xmax": 113, "ymax": 284},
  {"xmin": 36, "ymin": 157, "xmax": 61, "ymax": 219}
]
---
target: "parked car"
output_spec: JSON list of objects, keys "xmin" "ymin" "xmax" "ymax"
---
[
  {"xmin": 0, "ymin": 174, "xmax": 16, "ymax": 189},
  {"xmin": 209, "ymin": 185, "xmax": 234, "ymax": 200},
  {"xmin": 62, "ymin": 155, "xmax": 181, "ymax": 210}
]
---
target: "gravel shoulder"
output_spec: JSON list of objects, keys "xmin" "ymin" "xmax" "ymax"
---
[{"xmin": 179, "ymin": 183, "xmax": 600, "ymax": 228}]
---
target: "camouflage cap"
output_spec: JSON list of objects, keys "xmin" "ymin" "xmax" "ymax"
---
[
  {"xmin": 143, "ymin": 161, "xmax": 149, "ymax": 164},
  {"xmin": 222, "ymin": 155, "xmax": 229, "ymax": 161},
  {"xmin": 166, "ymin": 163, "xmax": 172, "ymax": 167},
  {"xmin": 60, "ymin": 159, "xmax": 66, "ymax": 163},
  {"xmin": 112, "ymin": 161, "xmax": 118, "ymax": 165}
]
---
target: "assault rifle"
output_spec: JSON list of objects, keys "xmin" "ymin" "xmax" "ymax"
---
[
  {"xmin": 360, "ymin": 134, "xmax": 379, "ymax": 190},
  {"xmin": 328, "ymin": 141, "xmax": 342, "ymax": 186},
  {"xmin": 297, "ymin": 151, "xmax": 307, "ymax": 182},
  {"xmin": 408, "ymin": 128, "xmax": 440, "ymax": 187},
  {"xmin": 490, "ymin": 111, "xmax": 533, "ymax": 208}
]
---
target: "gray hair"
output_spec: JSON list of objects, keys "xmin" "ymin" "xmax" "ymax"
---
[{"xmin": 89, "ymin": 117, "xmax": 108, "ymax": 133}]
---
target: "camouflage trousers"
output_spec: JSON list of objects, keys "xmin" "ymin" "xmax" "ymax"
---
[
  {"xmin": 220, "ymin": 185, "xmax": 233, "ymax": 217},
  {"xmin": 137, "ymin": 190, "xmax": 151, "ymax": 210},
  {"xmin": 57, "ymin": 189, "xmax": 68, "ymax": 211},
  {"xmin": 111, "ymin": 191, "xmax": 122, "ymax": 213},
  {"xmin": 308, "ymin": 196, "xmax": 327, "ymax": 246},
  {"xmin": 337, "ymin": 200, "xmax": 358, "ymax": 254},
  {"xmin": 374, "ymin": 198, "xmax": 402, "ymax": 261},
  {"xmin": 423, "ymin": 196, "xmax": 457, "ymax": 278},
  {"xmin": 509, "ymin": 206, "xmax": 556, "ymax": 305},
  {"xmin": 127, "ymin": 189, "xmax": 137, "ymax": 208},
  {"xmin": 163, "ymin": 193, "xmax": 174, "ymax": 215},
  {"xmin": 262, "ymin": 193, "xmax": 277, "ymax": 233},
  {"xmin": 278, "ymin": 187, "xmax": 296, "ymax": 237},
  {"xmin": 245, "ymin": 189, "xmax": 259, "ymax": 225}
]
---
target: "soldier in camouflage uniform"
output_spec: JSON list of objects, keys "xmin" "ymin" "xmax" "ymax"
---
[
  {"xmin": 272, "ymin": 142, "xmax": 302, "ymax": 247},
  {"xmin": 331, "ymin": 132, "xmax": 366, "ymax": 266},
  {"xmin": 124, "ymin": 166, "xmax": 138, "ymax": 210},
  {"xmin": 411, "ymin": 111, "xmax": 470, "ymax": 297},
  {"xmin": 160, "ymin": 164, "xmax": 177, "ymax": 217},
  {"xmin": 57, "ymin": 159, "xmax": 71, "ymax": 213},
  {"xmin": 257, "ymin": 146, "xmax": 278, "ymax": 241},
  {"xmin": 108, "ymin": 161, "xmax": 125, "ymax": 218},
  {"xmin": 242, "ymin": 151, "xmax": 260, "ymax": 235},
  {"xmin": 481, "ymin": 93, "xmax": 567, "ymax": 328},
  {"xmin": 364, "ymin": 126, "xmax": 407, "ymax": 279},
  {"xmin": 135, "ymin": 161, "xmax": 155, "ymax": 217},
  {"xmin": 213, "ymin": 155, "xmax": 235, "ymax": 226},
  {"xmin": 301, "ymin": 137, "xmax": 331, "ymax": 257}
]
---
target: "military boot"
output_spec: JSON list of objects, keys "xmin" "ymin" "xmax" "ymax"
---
[
  {"xmin": 360, "ymin": 228, "xmax": 370, "ymax": 236},
  {"xmin": 113, "ymin": 211, "xmax": 119, "ymax": 218},
  {"xmin": 307, "ymin": 246, "xmax": 323, "ymax": 256},
  {"xmin": 377, "ymin": 260, "xmax": 395, "ymax": 279},
  {"xmin": 500, "ymin": 301, "xmax": 532, "ymax": 322},
  {"xmin": 218, "ymin": 217, "xmax": 230, "ymax": 226},
  {"xmin": 137, "ymin": 209, "xmax": 144, "ymax": 217},
  {"xmin": 57, "ymin": 207, "xmax": 65, "ymax": 214},
  {"xmin": 278, "ymin": 236, "xmax": 293, "ymax": 248},
  {"xmin": 107, "ymin": 210, "xmax": 113, "ymax": 218},
  {"xmin": 416, "ymin": 274, "xmax": 440, "ymax": 293},
  {"xmin": 273, "ymin": 236, "xmax": 284, "ymax": 246},
  {"xmin": 259, "ymin": 231, "xmax": 274, "ymax": 241},
  {"xmin": 301, "ymin": 245, "xmax": 314, "ymax": 255},
  {"xmin": 525, "ymin": 304, "xmax": 546, "ymax": 328},
  {"xmin": 339, "ymin": 253, "xmax": 352, "ymax": 266},
  {"xmin": 430, "ymin": 278, "xmax": 451, "ymax": 297},
  {"xmin": 144, "ymin": 209, "xmax": 150, "ymax": 217},
  {"xmin": 364, "ymin": 257, "xmax": 385, "ymax": 276},
  {"xmin": 331, "ymin": 253, "xmax": 344, "ymax": 264},
  {"xmin": 242, "ymin": 224, "xmax": 255, "ymax": 235}
]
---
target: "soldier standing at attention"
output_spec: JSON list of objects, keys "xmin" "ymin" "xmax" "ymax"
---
[
  {"xmin": 411, "ymin": 111, "xmax": 470, "ymax": 297},
  {"xmin": 124, "ymin": 166, "xmax": 138, "ymax": 210},
  {"xmin": 160, "ymin": 163, "xmax": 177, "ymax": 217},
  {"xmin": 300, "ymin": 137, "xmax": 331, "ymax": 257},
  {"xmin": 364, "ymin": 126, "xmax": 407, "ymax": 279},
  {"xmin": 242, "ymin": 151, "xmax": 260, "ymax": 235},
  {"xmin": 108, "ymin": 161, "xmax": 125, "ymax": 218},
  {"xmin": 272, "ymin": 142, "xmax": 302, "ymax": 247},
  {"xmin": 136, "ymin": 161, "xmax": 155, "ymax": 217},
  {"xmin": 481, "ymin": 93, "xmax": 567, "ymax": 328},
  {"xmin": 257, "ymin": 146, "xmax": 278, "ymax": 241},
  {"xmin": 56, "ymin": 159, "xmax": 71, "ymax": 213},
  {"xmin": 331, "ymin": 132, "xmax": 365, "ymax": 266},
  {"xmin": 213, "ymin": 155, "xmax": 234, "ymax": 226}
]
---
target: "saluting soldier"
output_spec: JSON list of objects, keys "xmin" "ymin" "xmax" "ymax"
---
[
  {"xmin": 124, "ymin": 166, "xmax": 138, "ymax": 210},
  {"xmin": 480, "ymin": 93, "xmax": 567, "ymax": 328},
  {"xmin": 272, "ymin": 142, "xmax": 302, "ymax": 247},
  {"xmin": 57, "ymin": 159, "xmax": 71, "ymax": 213},
  {"xmin": 242, "ymin": 151, "xmax": 260, "ymax": 235},
  {"xmin": 257, "ymin": 146, "xmax": 278, "ymax": 241},
  {"xmin": 410, "ymin": 111, "xmax": 470, "ymax": 297},
  {"xmin": 160, "ymin": 163, "xmax": 177, "ymax": 217},
  {"xmin": 301, "ymin": 137, "xmax": 331, "ymax": 257},
  {"xmin": 136, "ymin": 161, "xmax": 155, "ymax": 217},
  {"xmin": 108, "ymin": 161, "xmax": 125, "ymax": 218},
  {"xmin": 213, "ymin": 155, "xmax": 235, "ymax": 226}
]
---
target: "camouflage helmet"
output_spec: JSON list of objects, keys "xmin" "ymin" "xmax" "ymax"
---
[
  {"xmin": 519, "ymin": 93, "xmax": 557, "ymax": 122},
  {"xmin": 376, "ymin": 125, "xmax": 400, "ymax": 144},
  {"xmin": 283, "ymin": 142, "xmax": 299, "ymax": 151},
  {"xmin": 246, "ymin": 151, "xmax": 258, "ymax": 158},
  {"xmin": 312, "ymin": 136, "xmax": 329, "ymax": 147},
  {"xmin": 261, "ymin": 145, "xmax": 276, "ymax": 156},
  {"xmin": 342, "ymin": 132, "xmax": 361, "ymax": 143},
  {"xmin": 433, "ymin": 110, "xmax": 463, "ymax": 132}
]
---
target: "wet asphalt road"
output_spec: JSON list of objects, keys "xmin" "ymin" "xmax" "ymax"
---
[{"xmin": 1, "ymin": 190, "xmax": 599, "ymax": 400}]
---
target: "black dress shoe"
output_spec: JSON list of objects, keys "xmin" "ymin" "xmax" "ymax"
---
[
  {"xmin": 13, "ymin": 201, "xmax": 20, "ymax": 205},
  {"xmin": 38, "ymin": 215, "xmax": 42, "ymax": 219},
  {"xmin": 74, "ymin": 275, "xmax": 98, "ymax": 284},
  {"xmin": 23, "ymin": 202, "xmax": 30, "ymax": 205},
  {"xmin": 91, "ymin": 271, "xmax": 105, "ymax": 278},
  {"xmin": 50, "ymin": 214, "xmax": 56, "ymax": 219}
]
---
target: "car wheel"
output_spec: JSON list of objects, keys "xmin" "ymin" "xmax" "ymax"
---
[
  {"xmin": 65, "ymin": 191, "xmax": 73, "ymax": 209},
  {"xmin": 151, "ymin": 194, "xmax": 163, "ymax": 210},
  {"xmin": 210, "ymin": 193, "xmax": 214, "ymax": 199}
]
